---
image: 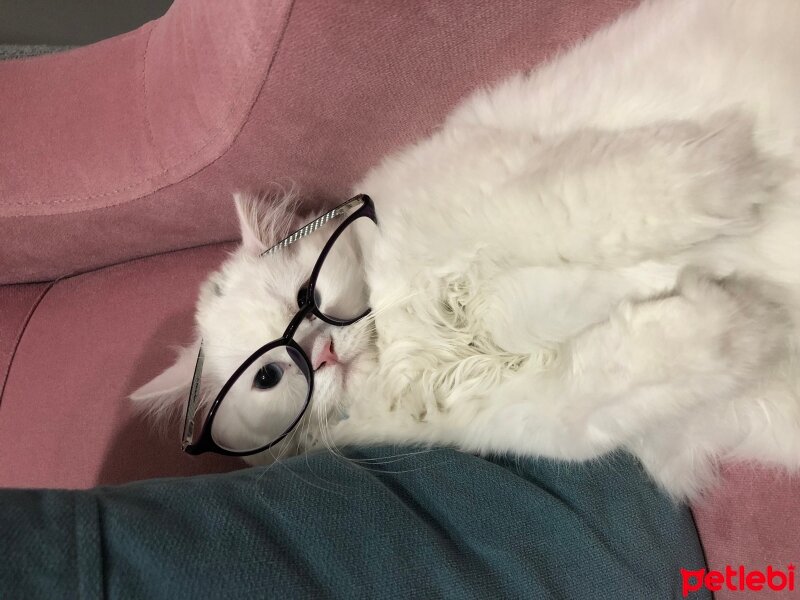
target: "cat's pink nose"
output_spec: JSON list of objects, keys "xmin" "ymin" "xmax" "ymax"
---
[{"xmin": 312, "ymin": 338, "xmax": 339, "ymax": 370}]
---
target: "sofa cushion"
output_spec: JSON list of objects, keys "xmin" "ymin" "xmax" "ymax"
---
[{"xmin": 0, "ymin": 244, "xmax": 239, "ymax": 488}]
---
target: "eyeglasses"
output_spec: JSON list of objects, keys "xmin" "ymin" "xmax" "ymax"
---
[{"xmin": 182, "ymin": 194, "xmax": 377, "ymax": 457}]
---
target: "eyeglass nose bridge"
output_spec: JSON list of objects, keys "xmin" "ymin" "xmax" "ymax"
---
[{"xmin": 282, "ymin": 301, "xmax": 315, "ymax": 339}]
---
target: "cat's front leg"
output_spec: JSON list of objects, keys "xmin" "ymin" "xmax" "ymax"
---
[
  {"xmin": 333, "ymin": 270, "xmax": 787, "ymax": 493},
  {"xmin": 494, "ymin": 113, "xmax": 783, "ymax": 267},
  {"xmin": 454, "ymin": 269, "xmax": 788, "ymax": 461}
]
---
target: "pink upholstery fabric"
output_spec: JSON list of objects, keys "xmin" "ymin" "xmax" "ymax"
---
[
  {"xmin": 691, "ymin": 466, "xmax": 800, "ymax": 600},
  {"xmin": 0, "ymin": 244, "xmax": 238, "ymax": 488},
  {"xmin": 0, "ymin": 0, "xmax": 637, "ymax": 283},
  {"xmin": 0, "ymin": 283, "xmax": 50, "ymax": 400},
  {"xmin": 0, "ymin": 1, "xmax": 288, "ymax": 237}
]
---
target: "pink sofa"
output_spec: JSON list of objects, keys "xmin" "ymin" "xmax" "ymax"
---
[{"xmin": 1, "ymin": 1, "xmax": 797, "ymax": 595}]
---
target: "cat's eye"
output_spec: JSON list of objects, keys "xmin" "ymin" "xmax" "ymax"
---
[
  {"xmin": 297, "ymin": 284, "xmax": 322, "ymax": 313},
  {"xmin": 252, "ymin": 363, "xmax": 284, "ymax": 390}
]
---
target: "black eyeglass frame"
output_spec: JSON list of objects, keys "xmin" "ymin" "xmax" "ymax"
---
[{"xmin": 183, "ymin": 194, "xmax": 377, "ymax": 457}]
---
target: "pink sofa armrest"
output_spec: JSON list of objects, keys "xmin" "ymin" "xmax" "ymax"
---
[
  {"xmin": 0, "ymin": 0, "xmax": 291, "ymax": 283},
  {"xmin": 0, "ymin": 0, "xmax": 638, "ymax": 284}
]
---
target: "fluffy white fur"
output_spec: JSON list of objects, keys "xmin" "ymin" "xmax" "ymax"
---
[{"xmin": 132, "ymin": 0, "xmax": 800, "ymax": 500}]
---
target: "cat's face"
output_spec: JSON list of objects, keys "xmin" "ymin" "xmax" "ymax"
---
[{"xmin": 131, "ymin": 192, "xmax": 377, "ymax": 460}]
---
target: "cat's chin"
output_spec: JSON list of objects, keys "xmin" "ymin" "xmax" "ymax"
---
[{"xmin": 314, "ymin": 362, "xmax": 347, "ymax": 393}]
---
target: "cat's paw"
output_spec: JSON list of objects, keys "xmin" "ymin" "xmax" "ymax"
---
[
  {"xmin": 683, "ymin": 267, "xmax": 787, "ymax": 366},
  {"xmin": 619, "ymin": 268, "xmax": 788, "ymax": 394},
  {"xmin": 680, "ymin": 112, "xmax": 780, "ymax": 231}
]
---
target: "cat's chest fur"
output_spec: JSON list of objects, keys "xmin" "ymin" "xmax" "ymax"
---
[{"xmin": 362, "ymin": 213, "xmax": 680, "ymax": 416}]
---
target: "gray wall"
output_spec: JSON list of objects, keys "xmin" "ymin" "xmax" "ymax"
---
[{"xmin": 0, "ymin": 0, "xmax": 173, "ymax": 45}]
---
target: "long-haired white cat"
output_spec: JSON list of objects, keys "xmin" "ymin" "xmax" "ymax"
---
[{"xmin": 133, "ymin": 0, "xmax": 800, "ymax": 500}]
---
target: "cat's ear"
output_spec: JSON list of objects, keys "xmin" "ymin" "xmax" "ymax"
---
[
  {"xmin": 234, "ymin": 192, "xmax": 269, "ymax": 254},
  {"xmin": 233, "ymin": 189, "xmax": 301, "ymax": 255},
  {"xmin": 129, "ymin": 340, "xmax": 201, "ymax": 423}
]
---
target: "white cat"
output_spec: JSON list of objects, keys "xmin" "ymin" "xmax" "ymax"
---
[{"xmin": 132, "ymin": 0, "xmax": 800, "ymax": 500}]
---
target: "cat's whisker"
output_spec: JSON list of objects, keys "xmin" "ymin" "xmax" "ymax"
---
[
  {"xmin": 318, "ymin": 402, "xmax": 353, "ymax": 466},
  {"xmin": 280, "ymin": 412, "xmax": 355, "ymax": 496},
  {"xmin": 333, "ymin": 448, "xmax": 440, "ymax": 464},
  {"xmin": 312, "ymin": 394, "xmax": 442, "ymax": 472},
  {"xmin": 255, "ymin": 409, "xmax": 324, "ymax": 491},
  {"xmin": 254, "ymin": 419, "xmax": 300, "ymax": 485}
]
